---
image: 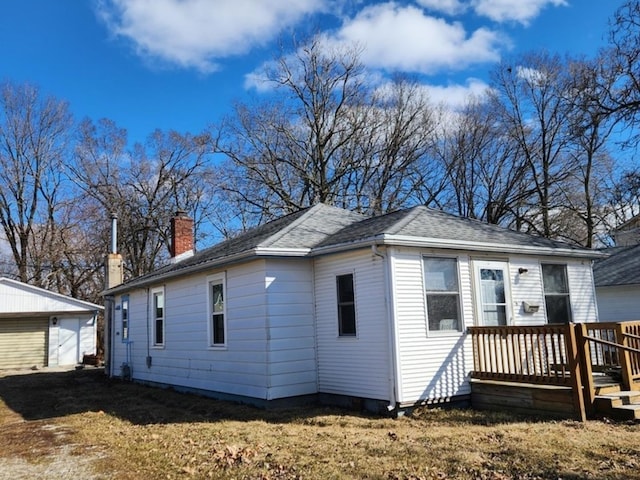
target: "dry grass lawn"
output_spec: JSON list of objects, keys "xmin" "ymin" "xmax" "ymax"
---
[{"xmin": 0, "ymin": 368, "xmax": 639, "ymax": 479}]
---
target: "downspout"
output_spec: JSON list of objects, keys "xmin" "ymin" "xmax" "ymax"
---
[
  {"xmin": 372, "ymin": 244, "xmax": 399, "ymax": 412},
  {"xmin": 145, "ymin": 287, "xmax": 151, "ymax": 368}
]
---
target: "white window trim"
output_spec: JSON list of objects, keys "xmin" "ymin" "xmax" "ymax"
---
[
  {"xmin": 207, "ymin": 272, "xmax": 227, "ymax": 349},
  {"xmin": 422, "ymin": 255, "xmax": 464, "ymax": 336},
  {"xmin": 473, "ymin": 260, "xmax": 513, "ymax": 327},
  {"xmin": 150, "ymin": 286, "xmax": 165, "ymax": 348},
  {"xmin": 336, "ymin": 270, "xmax": 358, "ymax": 339}
]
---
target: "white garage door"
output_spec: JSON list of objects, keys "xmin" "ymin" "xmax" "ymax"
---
[{"xmin": 0, "ymin": 317, "xmax": 48, "ymax": 369}]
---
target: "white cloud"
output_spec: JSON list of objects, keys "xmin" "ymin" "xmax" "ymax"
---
[
  {"xmin": 416, "ymin": 0, "xmax": 468, "ymax": 16},
  {"xmin": 96, "ymin": 0, "xmax": 327, "ymax": 73},
  {"xmin": 471, "ymin": 0, "xmax": 568, "ymax": 25},
  {"xmin": 335, "ymin": 3, "xmax": 502, "ymax": 74},
  {"xmin": 424, "ymin": 78, "xmax": 490, "ymax": 109}
]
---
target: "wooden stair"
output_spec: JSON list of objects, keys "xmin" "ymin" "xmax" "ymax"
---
[{"xmin": 593, "ymin": 386, "xmax": 640, "ymax": 421}]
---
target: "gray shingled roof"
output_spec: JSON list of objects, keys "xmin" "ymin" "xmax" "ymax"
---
[
  {"xmin": 316, "ymin": 206, "xmax": 584, "ymax": 251},
  {"xmin": 593, "ymin": 244, "xmax": 640, "ymax": 287},
  {"xmin": 106, "ymin": 203, "xmax": 601, "ymax": 294},
  {"xmin": 107, "ymin": 204, "xmax": 365, "ymax": 292}
]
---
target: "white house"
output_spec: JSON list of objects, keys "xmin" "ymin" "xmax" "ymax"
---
[
  {"xmin": 594, "ymin": 244, "xmax": 640, "ymax": 322},
  {"xmin": 0, "ymin": 277, "xmax": 102, "ymax": 369},
  {"xmin": 104, "ymin": 204, "xmax": 602, "ymax": 412}
]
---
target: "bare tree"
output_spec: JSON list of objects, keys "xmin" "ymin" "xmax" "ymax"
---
[
  {"xmin": 488, "ymin": 53, "xmax": 577, "ymax": 238},
  {"xmin": 217, "ymin": 37, "xmax": 440, "ymax": 220},
  {"xmin": 598, "ymin": 1, "xmax": 640, "ymax": 141},
  {"xmin": 557, "ymin": 58, "xmax": 619, "ymax": 247},
  {"xmin": 437, "ymin": 97, "xmax": 532, "ymax": 226},
  {"xmin": 72, "ymin": 118, "xmax": 215, "ymax": 278},
  {"xmin": 0, "ymin": 81, "xmax": 73, "ymax": 284}
]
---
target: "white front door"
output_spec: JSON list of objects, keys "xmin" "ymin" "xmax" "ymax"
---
[
  {"xmin": 58, "ymin": 318, "xmax": 80, "ymax": 365},
  {"xmin": 474, "ymin": 261, "xmax": 512, "ymax": 326}
]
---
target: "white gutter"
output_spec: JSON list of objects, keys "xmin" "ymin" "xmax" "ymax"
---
[{"xmin": 311, "ymin": 234, "xmax": 605, "ymax": 259}]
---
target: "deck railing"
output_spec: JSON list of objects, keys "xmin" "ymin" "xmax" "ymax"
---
[
  {"xmin": 468, "ymin": 325, "xmax": 572, "ymax": 386},
  {"xmin": 469, "ymin": 321, "xmax": 640, "ymax": 421}
]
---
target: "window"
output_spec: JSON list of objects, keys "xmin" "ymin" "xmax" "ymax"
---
[
  {"xmin": 151, "ymin": 288, "xmax": 164, "ymax": 346},
  {"xmin": 542, "ymin": 264, "xmax": 572, "ymax": 324},
  {"xmin": 424, "ymin": 257, "xmax": 461, "ymax": 332},
  {"xmin": 337, "ymin": 274, "xmax": 356, "ymax": 336},
  {"xmin": 121, "ymin": 294, "xmax": 129, "ymax": 342},
  {"xmin": 209, "ymin": 276, "xmax": 226, "ymax": 346}
]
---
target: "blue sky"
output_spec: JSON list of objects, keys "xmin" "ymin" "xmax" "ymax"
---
[{"xmin": 0, "ymin": 0, "xmax": 620, "ymax": 146}]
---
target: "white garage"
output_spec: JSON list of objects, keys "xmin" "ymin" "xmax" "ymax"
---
[{"xmin": 0, "ymin": 277, "xmax": 102, "ymax": 369}]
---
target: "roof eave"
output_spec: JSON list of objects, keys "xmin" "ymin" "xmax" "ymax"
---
[
  {"xmin": 310, "ymin": 234, "xmax": 605, "ymax": 259},
  {"xmin": 103, "ymin": 247, "xmax": 312, "ymax": 296}
]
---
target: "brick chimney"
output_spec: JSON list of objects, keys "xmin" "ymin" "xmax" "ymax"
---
[{"xmin": 170, "ymin": 210, "xmax": 194, "ymax": 262}]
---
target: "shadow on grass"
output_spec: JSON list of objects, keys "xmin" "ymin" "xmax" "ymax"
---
[
  {"xmin": 0, "ymin": 368, "xmax": 345, "ymax": 426},
  {"xmin": 0, "ymin": 368, "xmax": 568, "ymax": 428}
]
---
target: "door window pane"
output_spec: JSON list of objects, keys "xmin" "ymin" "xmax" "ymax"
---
[{"xmin": 477, "ymin": 266, "xmax": 509, "ymax": 326}]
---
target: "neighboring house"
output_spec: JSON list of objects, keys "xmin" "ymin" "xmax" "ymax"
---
[
  {"xmin": 0, "ymin": 277, "xmax": 102, "ymax": 369},
  {"xmin": 594, "ymin": 244, "xmax": 640, "ymax": 322},
  {"xmin": 610, "ymin": 214, "xmax": 640, "ymax": 247},
  {"xmin": 104, "ymin": 204, "xmax": 601, "ymax": 412}
]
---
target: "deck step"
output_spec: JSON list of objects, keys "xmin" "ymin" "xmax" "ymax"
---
[{"xmin": 594, "ymin": 391, "xmax": 640, "ymax": 420}]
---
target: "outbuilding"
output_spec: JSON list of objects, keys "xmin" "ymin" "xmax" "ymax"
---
[{"xmin": 0, "ymin": 277, "xmax": 102, "ymax": 369}]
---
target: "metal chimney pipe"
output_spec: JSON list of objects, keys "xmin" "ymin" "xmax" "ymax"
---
[{"xmin": 110, "ymin": 213, "xmax": 118, "ymax": 254}]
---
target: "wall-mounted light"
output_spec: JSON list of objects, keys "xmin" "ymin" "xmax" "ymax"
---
[
  {"xmin": 51, "ymin": 317, "xmax": 58, "ymax": 326},
  {"xmin": 518, "ymin": 267, "xmax": 528, "ymax": 274}
]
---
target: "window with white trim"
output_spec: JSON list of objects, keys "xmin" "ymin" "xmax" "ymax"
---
[
  {"xmin": 151, "ymin": 287, "xmax": 165, "ymax": 346},
  {"xmin": 542, "ymin": 264, "xmax": 572, "ymax": 324},
  {"xmin": 424, "ymin": 257, "xmax": 462, "ymax": 332},
  {"xmin": 121, "ymin": 294, "xmax": 129, "ymax": 342},
  {"xmin": 336, "ymin": 273, "xmax": 356, "ymax": 336},
  {"xmin": 208, "ymin": 274, "xmax": 226, "ymax": 346}
]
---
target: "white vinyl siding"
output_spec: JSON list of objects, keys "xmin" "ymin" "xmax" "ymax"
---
[
  {"xmin": 508, "ymin": 258, "xmax": 547, "ymax": 325},
  {"xmin": 315, "ymin": 249, "xmax": 390, "ymax": 401},
  {"xmin": 0, "ymin": 317, "xmax": 48, "ymax": 369},
  {"xmin": 596, "ymin": 285, "xmax": 640, "ymax": 322},
  {"xmin": 122, "ymin": 262, "xmax": 269, "ymax": 399},
  {"xmin": 111, "ymin": 258, "xmax": 318, "ymax": 401},
  {"xmin": 265, "ymin": 259, "xmax": 317, "ymax": 399},
  {"xmin": 566, "ymin": 260, "xmax": 598, "ymax": 322},
  {"xmin": 391, "ymin": 248, "xmax": 473, "ymax": 404}
]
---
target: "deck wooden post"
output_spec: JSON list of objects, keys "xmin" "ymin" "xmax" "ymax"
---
[
  {"xmin": 566, "ymin": 323, "xmax": 588, "ymax": 421},
  {"xmin": 616, "ymin": 322, "xmax": 634, "ymax": 391}
]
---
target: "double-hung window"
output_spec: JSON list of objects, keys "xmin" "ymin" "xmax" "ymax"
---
[
  {"xmin": 121, "ymin": 294, "xmax": 129, "ymax": 342},
  {"xmin": 208, "ymin": 274, "xmax": 226, "ymax": 347},
  {"xmin": 337, "ymin": 273, "xmax": 356, "ymax": 336},
  {"xmin": 542, "ymin": 264, "xmax": 572, "ymax": 324},
  {"xmin": 424, "ymin": 257, "xmax": 462, "ymax": 332},
  {"xmin": 151, "ymin": 287, "xmax": 165, "ymax": 346}
]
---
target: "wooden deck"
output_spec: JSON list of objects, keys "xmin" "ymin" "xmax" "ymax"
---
[{"xmin": 468, "ymin": 321, "xmax": 640, "ymax": 421}]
